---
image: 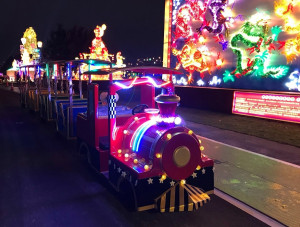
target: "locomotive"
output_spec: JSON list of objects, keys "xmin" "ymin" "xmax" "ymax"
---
[{"xmin": 77, "ymin": 67, "xmax": 214, "ymax": 212}]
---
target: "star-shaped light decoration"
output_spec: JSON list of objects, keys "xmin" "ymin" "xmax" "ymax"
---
[
  {"xmin": 159, "ymin": 178, "xmax": 165, "ymax": 184},
  {"xmin": 202, "ymin": 168, "xmax": 206, "ymax": 174},
  {"xmin": 117, "ymin": 167, "xmax": 121, "ymax": 173},
  {"xmin": 121, "ymin": 171, "xmax": 126, "ymax": 177},
  {"xmin": 170, "ymin": 181, "xmax": 175, "ymax": 187},
  {"xmin": 147, "ymin": 178, "xmax": 153, "ymax": 184},
  {"xmin": 192, "ymin": 172, "xmax": 197, "ymax": 178}
]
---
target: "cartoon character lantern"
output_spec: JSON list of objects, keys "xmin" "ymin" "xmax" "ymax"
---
[{"xmin": 90, "ymin": 24, "xmax": 110, "ymax": 61}]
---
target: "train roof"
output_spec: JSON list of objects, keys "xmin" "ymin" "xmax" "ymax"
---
[
  {"xmin": 82, "ymin": 66, "xmax": 182, "ymax": 75},
  {"xmin": 66, "ymin": 59, "xmax": 113, "ymax": 65}
]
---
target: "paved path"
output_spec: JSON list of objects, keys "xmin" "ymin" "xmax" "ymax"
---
[
  {"xmin": 186, "ymin": 121, "xmax": 300, "ymax": 226},
  {"xmin": 199, "ymin": 136, "xmax": 300, "ymax": 227},
  {"xmin": 186, "ymin": 121, "xmax": 300, "ymax": 166},
  {"xmin": 0, "ymin": 88, "xmax": 267, "ymax": 226}
]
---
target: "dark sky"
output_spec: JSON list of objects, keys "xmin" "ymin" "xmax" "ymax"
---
[{"xmin": 0, "ymin": 0, "xmax": 165, "ymax": 63}]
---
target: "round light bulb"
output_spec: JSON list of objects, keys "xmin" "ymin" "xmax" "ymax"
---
[
  {"xmin": 37, "ymin": 41, "xmax": 43, "ymax": 48},
  {"xmin": 117, "ymin": 149, "xmax": 122, "ymax": 154},
  {"xmin": 200, "ymin": 146, "xmax": 204, "ymax": 151},
  {"xmin": 166, "ymin": 133, "xmax": 172, "ymax": 140},
  {"xmin": 180, "ymin": 180, "xmax": 186, "ymax": 185},
  {"xmin": 174, "ymin": 117, "xmax": 182, "ymax": 125},
  {"xmin": 144, "ymin": 165, "xmax": 149, "ymax": 170},
  {"xmin": 216, "ymin": 59, "xmax": 223, "ymax": 66},
  {"xmin": 188, "ymin": 130, "xmax": 193, "ymax": 135},
  {"xmin": 156, "ymin": 153, "xmax": 162, "ymax": 159},
  {"xmin": 196, "ymin": 165, "xmax": 201, "ymax": 170},
  {"xmin": 133, "ymin": 159, "xmax": 138, "ymax": 164}
]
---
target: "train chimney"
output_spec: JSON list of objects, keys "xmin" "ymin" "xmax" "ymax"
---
[{"xmin": 154, "ymin": 94, "xmax": 180, "ymax": 117}]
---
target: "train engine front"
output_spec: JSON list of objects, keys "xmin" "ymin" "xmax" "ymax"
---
[{"xmin": 109, "ymin": 87, "xmax": 214, "ymax": 212}]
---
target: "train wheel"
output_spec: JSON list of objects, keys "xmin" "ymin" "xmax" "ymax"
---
[
  {"xmin": 118, "ymin": 179, "xmax": 137, "ymax": 212},
  {"xmin": 79, "ymin": 142, "xmax": 89, "ymax": 160},
  {"xmin": 87, "ymin": 150, "xmax": 93, "ymax": 167}
]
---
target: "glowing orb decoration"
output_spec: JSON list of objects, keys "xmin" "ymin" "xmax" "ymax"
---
[
  {"xmin": 197, "ymin": 79, "xmax": 205, "ymax": 86},
  {"xmin": 208, "ymin": 76, "xmax": 221, "ymax": 86},
  {"xmin": 285, "ymin": 70, "xmax": 300, "ymax": 91},
  {"xmin": 176, "ymin": 77, "xmax": 188, "ymax": 85}
]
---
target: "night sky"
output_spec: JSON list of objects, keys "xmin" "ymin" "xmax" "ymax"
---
[{"xmin": 0, "ymin": 0, "xmax": 165, "ymax": 63}]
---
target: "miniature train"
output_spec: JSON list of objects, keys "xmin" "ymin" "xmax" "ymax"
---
[{"xmin": 19, "ymin": 63, "xmax": 214, "ymax": 212}]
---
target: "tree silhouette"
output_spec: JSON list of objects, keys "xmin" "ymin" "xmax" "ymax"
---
[{"xmin": 42, "ymin": 24, "xmax": 93, "ymax": 61}]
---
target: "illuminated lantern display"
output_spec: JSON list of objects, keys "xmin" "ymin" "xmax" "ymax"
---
[
  {"xmin": 227, "ymin": 11, "xmax": 289, "ymax": 80},
  {"xmin": 274, "ymin": 0, "xmax": 300, "ymax": 63},
  {"xmin": 171, "ymin": 0, "xmax": 238, "ymax": 84},
  {"xmin": 90, "ymin": 24, "xmax": 110, "ymax": 61},
  {"xmin": 165, "ymin": 0, "xmax": 300, "ymax": 91},
  {"xmin": 78, "ymin": 25, "xmax": 126, "ymax": 80},
  {"xmin": 20, "ymin": 27, "xmax": 43, "ymax": 65},
  {"xmin": 116, "ymin": 51, "xmax": 126, "ymax": 67}
]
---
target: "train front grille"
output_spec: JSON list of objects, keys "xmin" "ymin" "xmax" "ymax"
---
[{"xmin": 155, "ymin": 182, "xmax": 210, "ymax": 212}]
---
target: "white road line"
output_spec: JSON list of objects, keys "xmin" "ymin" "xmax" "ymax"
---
[
  {"xmin": 214, "ymin": 188, "xmax": 285, "ymax": 227},
  {"xmin": 197, "ymin": 135, "xmax": 300, "ymax": 169}
]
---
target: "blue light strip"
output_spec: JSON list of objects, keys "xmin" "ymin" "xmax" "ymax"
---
[
  {"xmin": 37, "ymin": 65, "xmax": 40, "ymax": 76},
  {"xmin": 132, "ymin": 121, "xmax": 155, "ymax": 152}
]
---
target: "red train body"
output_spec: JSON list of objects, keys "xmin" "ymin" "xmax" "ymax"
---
[{"xmin": 77, "ymin": 67, "xmax": 214, "ymax": 212}]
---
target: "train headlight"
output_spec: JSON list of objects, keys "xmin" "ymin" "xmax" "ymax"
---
[
  {"xmin": 174, "ymin": 117, "xmax": 182, "ymax": 125},
  {"xmin": 173, "ymin": 146, "xmax": 190, "ymax": 167}
]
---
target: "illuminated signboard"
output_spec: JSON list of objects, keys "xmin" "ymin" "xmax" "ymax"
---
[{"xmin": 232, "ymin": 91, "xmax": 300, "ymax": 123}]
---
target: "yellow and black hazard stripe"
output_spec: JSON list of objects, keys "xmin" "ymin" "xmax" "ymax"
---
[{"xmin": 155, "ymin": 182, "xmax": 211, "ymax": 212}]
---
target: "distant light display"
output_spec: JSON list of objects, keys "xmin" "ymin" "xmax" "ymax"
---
[
  {"xmin": 165, "ymin": 0, "xmax": 300, "ymax": 91},
  {"xmin": 19, "ymin": 27, "xmax": 42, "ymax": 65},
  {"xmin": 78, "ymin": 24, "xmax": 125, "ymax": 80}
]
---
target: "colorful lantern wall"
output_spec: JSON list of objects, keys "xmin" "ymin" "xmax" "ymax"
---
[{"xmin": 164, "ymin": 0, "xmax": 300, "ymax": 91}]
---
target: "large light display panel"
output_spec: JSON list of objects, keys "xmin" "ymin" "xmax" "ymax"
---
[{"xmin": 164, "ymin": 0, "xmax": 300, "ymax": 91}]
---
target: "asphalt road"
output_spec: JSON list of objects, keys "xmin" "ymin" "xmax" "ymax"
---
[{"xmin": 0, "ymin": 88, "xmax": 267, "ymax": 227}]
